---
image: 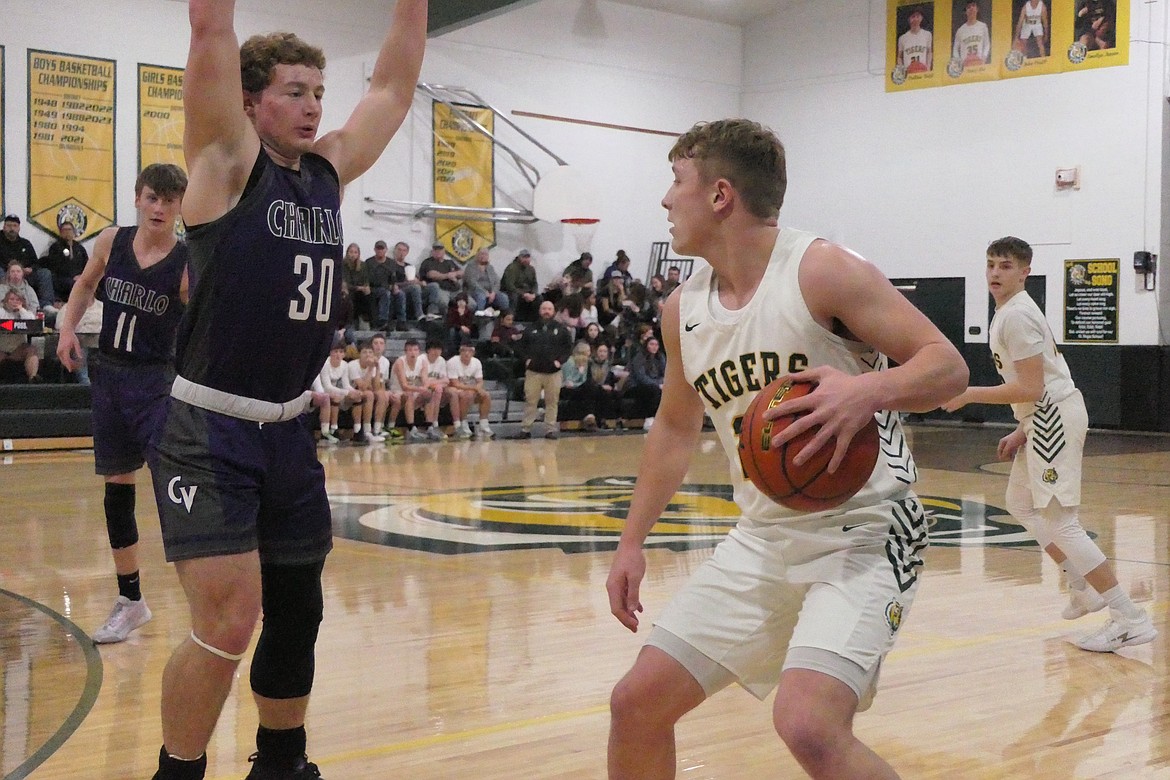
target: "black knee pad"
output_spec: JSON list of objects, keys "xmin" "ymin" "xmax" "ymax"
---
[
  {"xmin": 104, "ymin": 482, "xmax": 138, "ymax": 550},
  {"xmin": 250, "ymin": 560, "xmax": 325, "ymax": 700}
]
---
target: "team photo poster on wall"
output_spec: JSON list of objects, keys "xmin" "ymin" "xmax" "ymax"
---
[{"xmin": 887, "ymin": 0, "xmax": 1129, "ymax": 91}]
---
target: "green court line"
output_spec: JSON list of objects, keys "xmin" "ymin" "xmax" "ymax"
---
[{"xmin": 1, "ymin": 588, "xmax": 103, "ymax": 780}]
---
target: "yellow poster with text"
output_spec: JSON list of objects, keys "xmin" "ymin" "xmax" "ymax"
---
[
  {"xmin": 943, "ymin": 0, "xmax": 998, "ymax": 84},
  {"xmin": 138, "ymin": 64, "xmax": 185, "ymax": 171},
  {"xmin": 997, "ymin": 0, "xmax": 1065, "ymax": 77},
  {"xmin": 27, "ymin": 50, "xmax": 116, "ymax": 240},
  {"xmin": 888, "ymin": 1, "xmax": 947, "ymax": 91},
  {"xmin": 432, "ymin": 102, "xmax": 495, "ymax": 262},
  {"xmin": 1063, "ymin": 0, "xmax": 1128, "ymax": 71}
]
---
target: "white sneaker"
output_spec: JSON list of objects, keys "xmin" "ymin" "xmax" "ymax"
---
[
  {"xmin": 93, "ymin": 596, "xmax": 152, "ymax": 644},
  {"xmin": 1062, "ymin": 586, "xmax": 1106, "ymax": 620},
  {"xmin": 367, "ymin": 431, "xmax": 386, "ymax": 443},
  {"xmin": 426, "ymin": 426, "xmax": 446, "ymax": 441},
  {"xmin": 319, "ymin": 430, "xmax": 339, "ymax": 444},
  {"xmin": 477, "ymin": 423, "xmax": 494, "ymax": 439},
  {"xmin": 1075, "ymin": 611, "xmax": 1157, "ymax": 653},
  {"xmin": 407, "ymin": 428, "xmax": 427, "ymax": 443},
  {"xmin": 455, "ymin": 424, "xmax": 472, "ymax": 440}
]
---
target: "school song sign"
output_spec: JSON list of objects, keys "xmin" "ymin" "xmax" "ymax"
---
[
  {"xmin": 432, "ymin": 102, "xmax": 495, "ymax": 262},
  {"xmin": 1063, "ymin": 258, "xmax": 1118, "ymax": 342},
  {"xmin": 887, "ymin": 0, "xmax": 1129, "ymax": 91},
  {"xmin": 27, "ymin": 49, "xmax": 117, "ymax": 240}
]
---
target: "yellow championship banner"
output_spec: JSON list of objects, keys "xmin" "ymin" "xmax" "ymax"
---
[
  {"xmin": 138, "ymin": 63, "xmax": 185, "ymax": 170},
  {"xmin": 432, "ymin": 102, "xmax": 495, "ymax": 262},
  {"xmin": 27, "ymin": 50, "xmax": 116, "ymax": 240}
]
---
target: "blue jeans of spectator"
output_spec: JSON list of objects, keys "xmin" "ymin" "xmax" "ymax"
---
[
  {"xmin": 470, "ymin": 290, "xmax": 510, "ymax": 314},
  {"xmin": 393, "ymin": 284, "xmax": 423, "ymax": 321},
  {"xmin": 424, "ymin": 283, "xmax": 453, "ymax": 315},
  {"xmin": 371, "ymin": 287, "xmax": 392, "ymax": 326},
  {"xmin": 29, "ymin": 267, "xmax": 55, "ymax": 308}
]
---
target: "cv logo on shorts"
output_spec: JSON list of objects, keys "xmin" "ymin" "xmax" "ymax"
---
[
  {"xmin": 884, "ymin": 600, "xmax": 903, "ymax": 633},
  {"xmin": 1042, "ymin": 468, "xmax": 1059, "ymax": 484},
  {"xmin": 167, "ymin": 476, "xmax": 198, "ymax": 512}
]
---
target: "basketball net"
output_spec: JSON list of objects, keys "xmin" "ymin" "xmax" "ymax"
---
[{"xmin": 562, "ymin": 217, "xmax": 599, "ymax": 254}]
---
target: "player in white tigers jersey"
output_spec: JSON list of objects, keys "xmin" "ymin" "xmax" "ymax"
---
[
  {"xmin": 952, "ymin": 1, "xmax": 990, "ymax": 64},
  {"xmin": 943, "ymin": 237, "xmax": 1154, "ymax": 654},
  {"xmin": 605, "ymin": 119, "xmax": 967, "ymax": 780},
  {"xmin": 897, "ymin": 8, "xmax": 933, "ymax": 72},
  {"xmin": 1014, "ymin": 0, "xmax": 1049, "ymax": 56}
]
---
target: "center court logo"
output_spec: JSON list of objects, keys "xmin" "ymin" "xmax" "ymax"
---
[{"xmin": 330, "ymin": 479, "xmax": 1040, "ymax": 554}]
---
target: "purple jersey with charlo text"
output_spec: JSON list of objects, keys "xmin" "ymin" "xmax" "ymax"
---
[
  {"xmin": 96, "ymin": 226, "xmax": 187, "ymax": 363},
  {"xmin": 176, "ymin": 150, "xmax": 343, "ymax": 404}
]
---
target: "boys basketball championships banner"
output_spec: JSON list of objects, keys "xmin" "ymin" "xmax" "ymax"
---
[
  {"xmin": 27, "ymin": 50, "xmax": 117, "ymax": 240},
  {"xmin": 138, "ymin": 64, "xmax": 185, "ymax": 171},
  {"xmin": 887, "ymin": 0, "xmax": 1129, "ymax": 92},
  {"xmin": 432, "ymin": 102, "xmax": 495, "ymax": 262}
]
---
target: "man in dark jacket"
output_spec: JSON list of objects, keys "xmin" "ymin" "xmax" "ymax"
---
[{"xmin": 516, "ymin": 299, "xmax": 573, "ymax": 439}]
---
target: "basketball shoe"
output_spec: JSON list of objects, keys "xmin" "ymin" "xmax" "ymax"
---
[
  {"xmin": 93, "ymin": 596, "xmax": 152, "ymax": 643},
  {"xmin": 245, "ymin": 752, "xmax": 321, "ymax": 778},
  {"xmin": 1075, "ymin": 611, "xmax": 1157, "ymax": 653}
]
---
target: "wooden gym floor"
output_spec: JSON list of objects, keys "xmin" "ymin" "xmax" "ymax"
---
[{"xmin": 2, "ymin": 423, "xmax": 1169, "ymax": 779}]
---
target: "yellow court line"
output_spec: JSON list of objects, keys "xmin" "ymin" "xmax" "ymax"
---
[{"xmin": 207, "ymin": 703, "xmax": 610, "ymax": 779}]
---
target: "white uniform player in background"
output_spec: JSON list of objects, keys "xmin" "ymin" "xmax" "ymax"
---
[
  {"xmin": 943, "ymin": 236, "xmax": 1154, "ymax": 654},
  {"xmin": 605, "ymin": 119, "xmax": 968, "ymax": 780},
  {"xmin": 1015, "ymin": 0, "xmax": 1049, "ymax": 56},
  {"xmin": 898, "ymin": 8, "xmax": 933, "ymax": 72},
  {"xmin": 953, "ymin": 1, "xmax": 991, "ymax": 65}
]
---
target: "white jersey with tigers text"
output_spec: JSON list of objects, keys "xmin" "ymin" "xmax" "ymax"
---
[{"xmin": 989, "ymin": 290, "xmax": 1076, "ymax": 421}]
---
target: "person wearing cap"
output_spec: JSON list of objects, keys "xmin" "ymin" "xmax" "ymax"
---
[
  {"xmin": 502, "ymin": 249, "xmax": 540, "ymax": 322},
  {"xmin": 419, "ymin": 242, "xmax": 463, "ymax": 317},
  {"xmin": 0, "ymin": 215, "xmax": 54, "ymax": 312},
  {"xmin": 564, "ymin": 252, "xmax": 595, "ymax": 290},
  {"xmin": 387, "ymin": 240, "xmax": 424, "ymax": 326},
  {"xmin": 365, "ymin": 240, "xmax": 395, "ymax": 330}
]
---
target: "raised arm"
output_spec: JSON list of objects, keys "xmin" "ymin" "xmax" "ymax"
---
[
  {"xmin": 183, "ymin": 0, "xmax": 260, "ymax": 224},
  {"xmin": 314, "ymin": 0, "xmax": 428, "ymax": 185},
  {"xmin": 56, "ymin": 228, "xmax": 115, "ymax": 370}
]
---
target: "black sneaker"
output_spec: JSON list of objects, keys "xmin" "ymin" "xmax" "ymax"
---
[
  {"xmin": 351, "ymin": 431, "xmax": 368, "ymax": 444},
  {"xmin": 512, "ymin": 430, "xmax": 532, "ymax": 439},
  {"xmin": 245, "ymin": 752, "xmax": 322, "ymax": 778}
]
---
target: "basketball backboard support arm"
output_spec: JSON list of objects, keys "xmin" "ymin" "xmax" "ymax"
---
[{"xmin": 364, "ymin": 83, "xmax": 570, "ymax": 225}]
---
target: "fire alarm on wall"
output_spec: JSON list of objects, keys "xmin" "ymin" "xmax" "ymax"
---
[{"xmin": 1055, "ymin": 167, "xmax": 1080, "ymax": 190}]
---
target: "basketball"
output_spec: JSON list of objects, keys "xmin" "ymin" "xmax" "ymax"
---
[{"xmin": 737, "ymin": 379, "xmax": 880, "ymax": 512}]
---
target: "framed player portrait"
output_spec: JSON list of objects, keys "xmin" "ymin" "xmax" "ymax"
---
[
  {"xmin": 1065, "ymin": 0, "xmax": 1128, "ymax": 71},
  {"xmin": 887, "ymin": 1, "xmax": 940, "ymax": 90},
  {"xmin": 1011, "ymin": 0, "xmax": 1051, "ymax": 58},
  {"xmin": 946, "ymin": 0, "xmax": 995, "ymax": 81}
]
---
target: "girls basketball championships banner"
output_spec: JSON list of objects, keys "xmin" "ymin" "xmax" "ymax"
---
[
  {"xmin": 138, "ymin": 64, "xmax": 185, "ymax": 171},
  {"xmin": 27, "ymin": 49, "xmax": 116, "ymax": 240},
  {"xmin": 887, "ymin": 0, "xmax": 1129, "ymax": 92},
  {"xmin": 432, "ymin": 102, "xmax": 495, "ymax": 262}
]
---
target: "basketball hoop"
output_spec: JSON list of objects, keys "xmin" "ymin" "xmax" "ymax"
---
[{"xmin": 562, "ymin": 217, "xmax": 599, "ymax": 254}]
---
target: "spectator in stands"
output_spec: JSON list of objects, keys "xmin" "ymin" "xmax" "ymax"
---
[
  {"xmin": 420, "ymin": 242, "xmax": 463, "ymax": 317},
  {"xmin": 502, "ymin": 249, "xmax": 540, "ymax": 321},
  {"xmin": 346, "ymin": 343, "xmax": 387, "ymax": 443},
  {"xmin": 391, "ymin": 338, "xmax": 435, "ymax": 442},
  {"xmin": 447, "ymin": 339, "xmax": 494, "ymax": 439},
  {"xmin": 342, "ymin": 242, "xmax": 373, "ymax": 329},
  {"xmin": 316, "ymin": 342, "xmax": 367, "ymax": 443},
  {"xmin": 581, "ymin": 321, "xmax": 611, "ymax": 353},
  {"xmin": 589, "ymin": 342, "xmax": 621, "ymax": 429},
  {"xmin": 646, "ymin": 273, "xmax": 669, "ymax": 310},
  {"xmin": 516, "ymin": 299, "xmax": 573, "ymax": 439},
  {"xmin": 423, "ymin": 339, "xmax": 452, "ymax": 440},
  {"xmin": 0, "ymin": 215, "xmax": 52, "ymax": 311},
  {"xmin": 555, "ymin": 292, "xmax": 588, "ymax": 337},
  {"xmin": 625, "ymin": 335, "xmax": 666, "ymax": 429},
  {"xmin": 365, "ymin": 240, "xmax": 394, "ymax": 330},
  {"xmin": 0, "ymin": 289, "xmax": 40, "ymax": 382},
  {"xmin": 43, "ymin": 222, "xmax": 89, "ymax": 304},
  {"xmin": 489, "ymin": 309, "xmax": 524, "ymax": 359},
  {"xmin": 367, "ymin": 332, "xmax": 397, "ymax": 440},
  {"xmin": 388, "ymin": 240, "xmax": 424, "ymax": 327},
  {"xmin": 0, "ymin": 261, "xmax": 40, "ymax": 314},
  {"xmin": 446, "ymin": 292, "xmax": 477, "ymax": 352},
  {"xmin": 661, "ymin": 265, "xmax": 682, "ymax": 297},
  {"xmin": 560, "ymin": 340, "xmax": 600, "ymax": 432},
  {"xmin": 580, "ymin": 289, "xmax": 599, "ymax": 327},
  {"xmin": 597, "ymin": 274, "xmax": 624, "ymax": 330},
  {"xmin": 600, "ymin": 249, "xmax": 634, "ymax": 293},
  {"xmin": 463, "ymin": 248, "xmax": 509, "ymax": 315},
  {"xmin": 564, "ymin": 251, "xmax": 594, "ymax": 291}
]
